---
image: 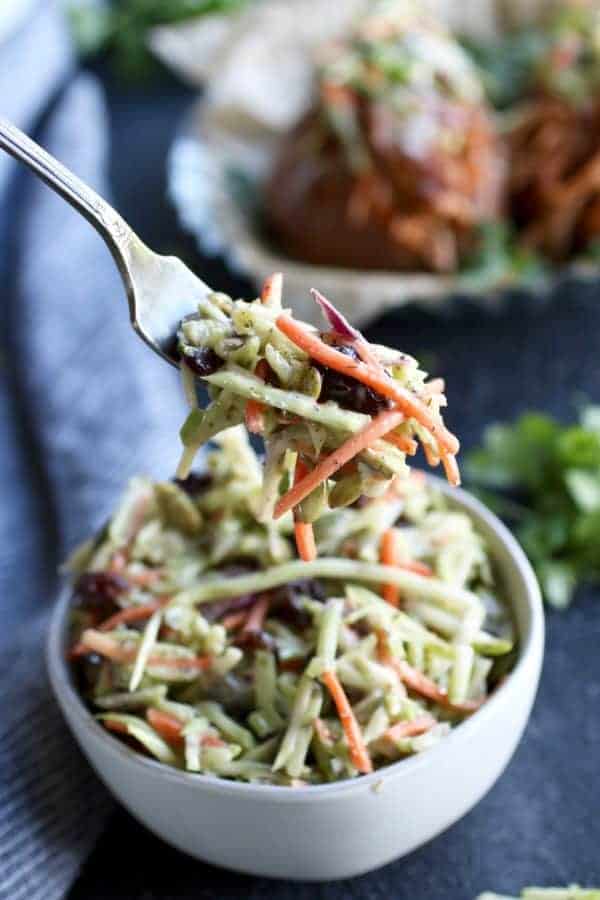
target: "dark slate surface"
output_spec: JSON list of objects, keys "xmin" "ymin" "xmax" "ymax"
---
[{"xmin": 69, "ymin": 73, "xmax": 600, "ymax": 900}]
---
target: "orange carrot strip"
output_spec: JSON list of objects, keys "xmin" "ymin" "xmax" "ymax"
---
[
  {"xmin": 98, "ymin": 600, "xmax": 165, "ymax": 633},
  {"xmin": 202, "ymin": 734, "xmax": 226, "ymax": 748},
  {"xmin": 103, "ymin": 718, "xmax": 129, "ymax": 735},
  {"xmin": 79, "ymin": 629, "xmax": 212, "ymax": 671},
  {"xmin": 375, "ymin": 630, "xmax": 479, "ymax": 714},
  {"xmin": 380, "ymin": 529, "xmax": 400, "ymax": 607},
  {"xmin": 274, "ymin": 408, "xmax": 406, "ymax": 519},
  {"xmin": 276, "ymin": 315, "xmax": 459, "ymax": 455},
  {"xmin": 394, "ymin": 660, "xmax": 481, "ymax": 712},
  {"xmin": 294, "ymin": 521, "xmax": 317, "ymax": 562},
  {"xmin": 384, "ymin": 431, "xmax": 418, "ymax": 455},
  {"xmin": 321, "ymin": 669, "xmax": 373, "ymax": 774},
  {"xmin": 243, "ymin": 595, "xmax": 270, "ymax": 634},
  {"xmin": 292, "ymin": 459, "xmax": 317, "ymax": 561},
  {"xmin": 245, "ymin": 276, "xmax": 275, "ymax": 431},
  {"xmin": 398, "ymin": 559, "xmax": 433, "ymax": 577},
  {"xmin": 382, "ymin": 714, "xmax": 437, "ymax": 742},
  {"xmin": 146, "ymin": 708, "xmax": 184, "ymax": 744},
  {"xmin": 147, "ymin": 655, "xmax": 212, "ymax": 671},
  {"xmin": 80, "ymin": 629, "xmax": 131, "ymax": 662},
  {"xmin": 440, "ymin": 451, "xmax": 461, "ymax": 487},
  {"xmin": 245, "ymin": 359, "xmax": 269, "ymax": 435}
]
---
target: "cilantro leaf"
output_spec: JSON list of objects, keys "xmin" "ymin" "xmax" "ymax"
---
[
  {"xmin": 466, "ymin": 407, "xmax": 600, "ymax": 608},
  {"xmin": 70, "ymin": 0, "xmax": 249, "ymax": 83}
]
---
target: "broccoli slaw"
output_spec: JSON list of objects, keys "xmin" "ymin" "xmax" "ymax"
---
[
  {"xmin": 68, "ymin": 427, "xmax": 514, "ymax": 786},
  {"xmin": 176, "ymin": 276, "xmax": 460, "ymax": 562}
]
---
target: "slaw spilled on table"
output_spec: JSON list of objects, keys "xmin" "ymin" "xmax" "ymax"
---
[
  {"xmin": 176, "ymin": 275, "xmax": 460, "ymax": 563},
  {"xmin": 68, "ymin": 425, "xmax": 514, "ymax": 786}
]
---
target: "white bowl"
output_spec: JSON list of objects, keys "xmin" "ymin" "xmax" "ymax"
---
[{"xmin": 47, "ymin": 480, "xmax": 544, "ymax": 881}]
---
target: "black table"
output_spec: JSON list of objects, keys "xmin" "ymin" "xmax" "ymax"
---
[{"xmin": 69, "ymin": 72, "xmax": 600, "ymax": 900}]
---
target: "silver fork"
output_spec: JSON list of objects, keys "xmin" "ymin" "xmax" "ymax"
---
[{"xmin": 0, "ymin": 117, "xmax": 212, "ymax": 367}]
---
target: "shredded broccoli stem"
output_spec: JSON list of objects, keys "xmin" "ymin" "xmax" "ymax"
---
[
  {"xmin": 204, "ymin": 367, "xmax": 369, "ymax": 433},
  {"xmin": 176, "ymin": 558, "xmax": 482, "ymax": 611},
  {"xmin": 69, "ymin": 430, "xmax": 514, "ymax": 786}
]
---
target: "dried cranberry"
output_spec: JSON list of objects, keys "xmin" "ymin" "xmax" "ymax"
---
[
  {"xmin": 72, "ymin": 572, "xmax": 128, "ymax": 622},
  {"xmin": 73, "ymin": 651, "xmax": 104, "ymax": 693},
  {"xmin": 316, "ymin": 340, "xmax": 391, "ymax": 416},
  {"xmin": 206, "ymin": 593, "xmax": 257, "ymax": 623},
  {"xmin": 234, "ymin": 630, "xmax": 276, "ymax": 651},
  {"xmin": 270, "ymin": 579, "xmax": 325, "ymax": 629},
  {"xmin": 174, "ymin": 472, "xmax": 213, "ymax": 496},
  {"xmin": 183, "ymin": 347, "xmax": 224, "ymax": 377}
]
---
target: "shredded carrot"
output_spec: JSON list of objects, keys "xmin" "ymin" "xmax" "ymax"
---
[
  {"xmin": 294, "ymin": 521, "xmax": 317, "ymax": 562},
  {"xmin": 384, "ymin": 431, "xmax": 418, "ymax": 455},
  {"xmin": 395, "ymin": 660, "xmax": 480, "ymax": 712},
  {"xmin": 146, "ymin": 708, "xmax": 184, "ymax": 744},
  {"xmin": 245, "ymin": 359, "xmax": 269, "ymax": 434},
  {"xmin": 80, "ymin": 629, "xmax": 130, "ymax": 662},
  {"xmin": 103, "ymin": 718, "xmax": 129, "ymax": 735},
  {"xmin": 275, "ymin": 408, "xmax": 406, "ymax": 519},
  {"xmin": 202, "ymin": 734, "xmax": 226, "ymax": 748},
  {"xmin": 79, "ymin": 629, "xmax": 212, "ymax": 671},
  {"xmin": 440, "ymin": 451, "xmax": 461, "ymax": 487},
  {"xmin": 375, "ymin": 630, "xmax": 480, "ymax": 714},
  {"xmin": 321, "ymin": 669, "xmax": 373, "ymax": 774},
  {"xmin": 276, "ymin": 315, "xmax": 459, "ymax": 455},
  {"xmin": 261, "ymin": 271, "xmax": 283, "ymax": 306},
  {"xmin": 243, "ymin": 594, "xmax": 270, "ymax": 634},
  {"xmin": 292, "ymin": 459, "xmax": 317, "ymax": 561},
  {"xmin": 98, "ymin": 600, "xmax": 166, "ymax": 633},
  {"xmin": 381, "ymin": 714, "xmax": 437, "ymax": 742},
  {"xmin": 399, "ymin": 559, "xmax": 433, "ymax": 577},
  {"xmin": 221, "ymin": 610, "xmax": 249, "ymax": 631},
  {"xmin": 380, "ymin": 529, "xmax": 400, "ymax": 607},
  {"xmin": 147, "ymin": 655, "xmax": 212, "ymax": 671}
]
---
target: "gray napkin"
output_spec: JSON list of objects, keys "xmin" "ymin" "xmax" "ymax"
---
[{"xmin": 0, "ymin": 7, "xmax": 185, "ymax": 900}]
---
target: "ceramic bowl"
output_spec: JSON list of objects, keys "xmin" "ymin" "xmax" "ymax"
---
[{"xmin": 47, "ymin": 479, "xmax": 544, "ymax": 880}]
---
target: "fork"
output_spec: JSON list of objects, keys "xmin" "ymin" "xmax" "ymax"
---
[{"xmin": 0, "ymin": 117, "xmax": 212, "ymax": 367}]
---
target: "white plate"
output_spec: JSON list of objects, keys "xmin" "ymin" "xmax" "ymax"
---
[{"xmin": 164, "ymin": 0, "xmax": 599, "ymax": 327}]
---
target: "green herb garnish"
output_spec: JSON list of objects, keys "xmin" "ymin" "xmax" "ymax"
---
[
  {"xmin": 460, "ymin": 222, "xmax": 546, "ymax": 293},
  {"xmin": 467, "ymin": 407, "xmax": 600, "ymax": 608},
  {"xmin": 70, "ymin": 0, "xmax": 248, "ymax": 82},
  {"xmin": 460, "ymin": 29, "xmax": 545, "ymax": 110}
]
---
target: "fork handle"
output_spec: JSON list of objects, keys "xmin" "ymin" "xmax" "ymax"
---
[{"xmin": 0, "ymin": 116, "xmax": 137, "ymax": 285}]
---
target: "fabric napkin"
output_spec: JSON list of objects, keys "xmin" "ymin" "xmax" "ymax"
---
[{"xmin": 0, "ymin": 5, "xmax": 185, "ymax": 900}]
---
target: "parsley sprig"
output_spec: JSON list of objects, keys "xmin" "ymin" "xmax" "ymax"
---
[
  {"xmin": 467, "ymin": 407, "xmax": 600, "ymax": 608},
  {"xmin": 70, "ymin": 0, "xmax": 248, "ymax": 82}
]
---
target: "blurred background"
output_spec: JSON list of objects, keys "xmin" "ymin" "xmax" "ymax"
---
[{"xmin": 2, "ymin": 2, "xmax": 600, "ymax": 899}]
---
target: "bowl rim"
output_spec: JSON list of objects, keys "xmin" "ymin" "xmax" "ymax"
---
[{"xmin": 47, "ymin": 477, "xmax": 544, "ymax": 805}]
